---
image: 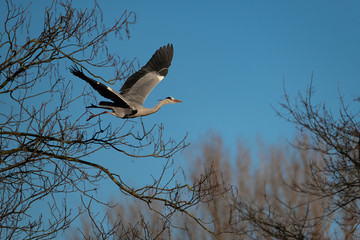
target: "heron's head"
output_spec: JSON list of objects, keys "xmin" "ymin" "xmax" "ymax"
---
[{"xmin": 162, "ymin": 96, "xmax": 182, "ymax": 104}]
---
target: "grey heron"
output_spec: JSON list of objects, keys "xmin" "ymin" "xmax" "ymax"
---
[{"xmin": 70, "ymin": 44, "xmax": 181, "ymax": 121}]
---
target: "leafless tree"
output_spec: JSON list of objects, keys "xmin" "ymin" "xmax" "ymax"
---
[
  {"xmin": 70, "ymin": 79, "xmax": 358, "ymax": 239},
  {"xmin": 0, "ymin": 1, "xmax": 204, "ymax": 239},
  {"xmin": 75, "ymin": 133, "xmax": 351, "ymax": 239},
  {"xmin": 185, "ymin": 135, "xmax": 334, "ymax": 239},
  {"xmin": 276, "ymin": 77, "xmax": 360, "ymax": 237},
  {"xmin": 219, "ymin": 78, "xmax": 360, "ymax": 239}
]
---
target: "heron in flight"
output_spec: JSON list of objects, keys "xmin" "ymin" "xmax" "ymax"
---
[{"xmin": 70, "ymin": 44, "xmax": 181, "ymax": 121}]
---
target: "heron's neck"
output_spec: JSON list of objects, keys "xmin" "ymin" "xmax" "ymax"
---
[{"xmin": 140, "ymin": 100, "xmax": 168, "ymax": 116}]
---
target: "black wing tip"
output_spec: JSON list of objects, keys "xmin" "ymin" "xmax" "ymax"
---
[
  {"xmin": 69, "ymin": 65, "xmax": 89, "ymax": 80},
  {"xmin": 69, "ymin": 65, "xmax": 82, "ymax": 76},
  {"xmin": 159, "ymin": 43, "xmax": 174, "ymax": 59},
  {"xmin": 160, "ymin": 43, "xmax": 174, "ymax": 53},
  {"xmin": 144, "ymin": 43, "xmax": 174, "ymax": 75}
]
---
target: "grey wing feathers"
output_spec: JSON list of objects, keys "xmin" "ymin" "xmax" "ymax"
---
[
  {"xmin": 120, "ymin": 44, "xmax": 174, "ymax": 100},
  {"xmin": 69, "ymin": 66, "xmax": 131, "ymax": 109}
]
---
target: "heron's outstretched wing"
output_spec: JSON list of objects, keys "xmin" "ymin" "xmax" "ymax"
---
[
  {"xmin": 120, "ymin": 44, "xmax": 174, "ymax": 106},
  {"xmin": 70, "ymin": 66, "xmax": 131, "ymax": 109}
]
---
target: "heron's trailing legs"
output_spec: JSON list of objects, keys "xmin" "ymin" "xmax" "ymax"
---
[{"xmin": 87, "ymin": 111, "xmax": 113, "ymax": 121}]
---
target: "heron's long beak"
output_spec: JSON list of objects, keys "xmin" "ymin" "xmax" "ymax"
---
[{"xmin": 173, "ymin": 99, "xmax": 182, "ymax": 103}]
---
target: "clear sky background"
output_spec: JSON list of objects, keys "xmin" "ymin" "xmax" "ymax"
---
[
  {"xmin": 3, "ymin": 0, "xmax": 360, "ymax": 233},
  {"xmin": 78, "ymin": 0, "xmax": 360, "ymax": 186},
  {"xmin": 20, "ymin": 0, "xmax": 360, "ymax": 188},
  {"xmin": 95, "ymin": 0, "xmax": 360, "ymax": 146}
]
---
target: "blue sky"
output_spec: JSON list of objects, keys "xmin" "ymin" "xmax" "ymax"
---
[
  {"xmin": 3, "ymin": 0, "xmax": 360, "ymax": 233},
  {"xmin": 63, "ymin": 0, "xmax": 360, "ymax": 188},
  {"xmin": 99, "ymin": 1, "xmax": 360, "ymax": 144},
  {"xmin": 20, "ymin": 0, "xmax": 360, "ymax": 185},
  {"xmin": 96, "ymin": 1, "xmax": 360, "ymax": 155}
]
